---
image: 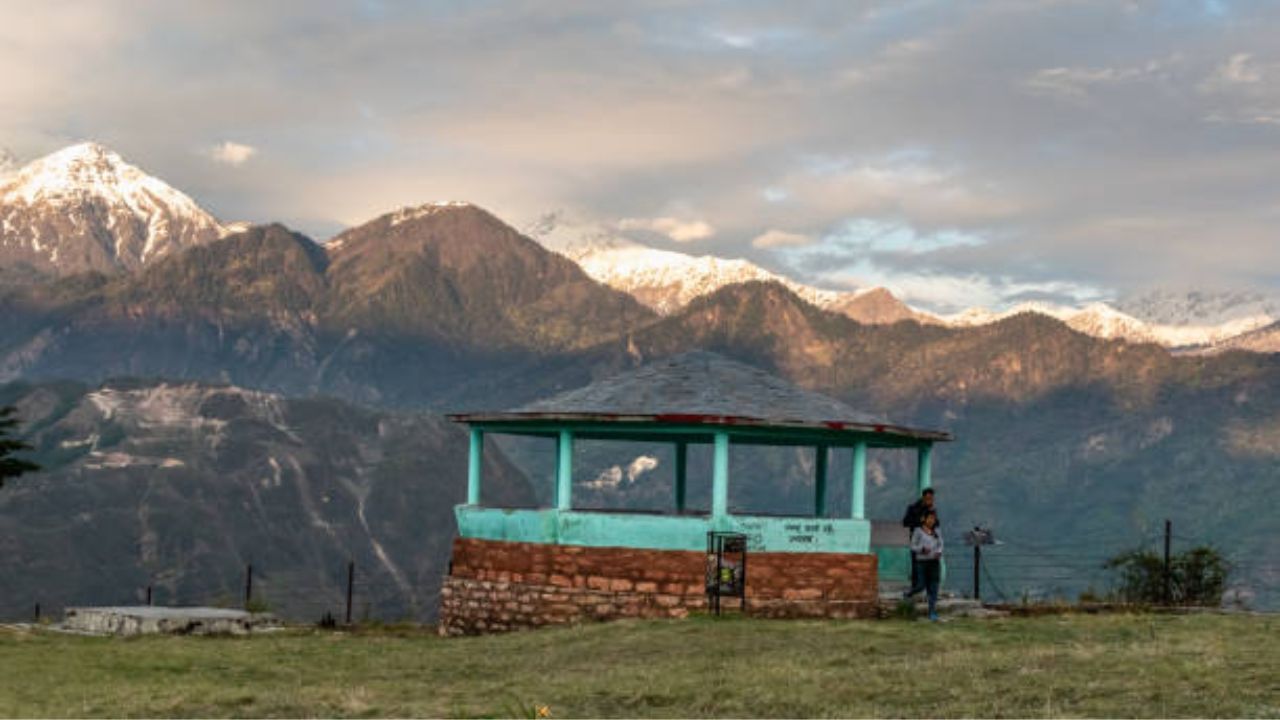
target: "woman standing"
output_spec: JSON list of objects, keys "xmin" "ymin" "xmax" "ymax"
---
[{"xmin": 910, "ymin": 511, "xmax": 944, "ymax": 621}]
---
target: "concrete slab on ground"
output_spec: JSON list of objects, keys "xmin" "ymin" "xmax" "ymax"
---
[{"xmin": 62, "ymin": 606, "xmax": 281, "ymax": 636}]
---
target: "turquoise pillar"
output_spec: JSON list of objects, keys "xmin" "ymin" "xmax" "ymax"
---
[
  {"xmin": 674, "ymin": 442, "xmax": 688, "ymax": 513},
  {"xmin": 712, "ymin": 432, "xmax": 729, "ymax": 524},
  {"xmin": 814, "ymin": 445, "xmax": 828, "ymax": 517},
  {"xmin": 851, "ymin": 440, "xmax": 867, "ymax": 519},
  {"xmin": 467, "ymin": 428, "xmax": 483, "ymax": 505},
  {"xmin": 917, "ymin": 443, "xmax": 933, "ymax": 493},
  {"xmin": 556, "ymin": 430, "xmax": 574, "ymax": 510}
]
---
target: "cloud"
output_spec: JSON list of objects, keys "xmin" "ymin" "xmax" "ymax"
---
[
  {"xmin": 1023, "ymin": 59, "xmax": 1172, "ymax": 101},
  {"xmin": 814, "ymin": 260, "xmax": 1108, "ymax": 314},
  {"xmin": 1213, "ymin": 53, "xmax": 1263, "ymax": 85},
  {"xmin": 752, "ymin": 229, "xmax": 812, "ymax": 248},
  {"xmin": 207, "ymin": 141, "xmax": 257, "ymax": 167},
  {"xmin": 5, "ymin": 2, "xmax": 1280, "ymax": 305},
  {"xmin": 618, "ymin": 217, "xmax": 716, "ymax": 242}
]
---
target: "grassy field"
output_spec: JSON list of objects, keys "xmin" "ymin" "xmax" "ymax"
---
[{"xmin": 1, "ymin": 613, "xmax": 1277, "ymax": 718}]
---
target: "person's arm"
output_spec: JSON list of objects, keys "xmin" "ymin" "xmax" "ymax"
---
[
  {"xmin": 910, "ymin": 528, "xmax": 925, "ymax": 555},
  {"xmin": 902, "ymin": 503, "xmax": 917, "ymax": 528}
]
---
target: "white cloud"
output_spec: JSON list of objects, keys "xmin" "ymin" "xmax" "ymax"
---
[
  {"xmin": 207, "ymin": 141, "xmax": 257, "ymax": 167},
  {"xmin": 1023, "ymin": 60, "xmax": 1168, "ymax": 101},
  {"xmin": 815, "ymin": 260, "xmax": 1108, "ymax": 314},
  {"xmin": 752, "ymin": 229, "xmax": 812, "ymax": 248},
  {"xmin": 618, "ymin": 216, "xmax": 716, "ymax": 242},
  {"xmin": 1216, "ymin": 53, "xmax": 1262, "ymax": 85},
  {"xmin": 766, "ymin": 154, "xmax": 1019, "ymax": 229}
]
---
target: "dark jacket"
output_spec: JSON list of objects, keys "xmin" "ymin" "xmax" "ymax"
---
[{"xmin": 902, "ymin": 499, "xmax": 940, "ymax": 534}]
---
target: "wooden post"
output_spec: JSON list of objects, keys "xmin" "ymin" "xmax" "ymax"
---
[
  {"xmin": 345, "ymin": 560, "xmax": 355, "ymax": 625},
  {"xmin": 1163, "ymin": 519, "xmax": 1172, "ymax": 605},
  {"xmin": 244, "ymin": 563, "xmax": 253, "ymax": 610},
  {"xmin": 146, "ymin": 585, "xmax": 153, "ymax": 606}
]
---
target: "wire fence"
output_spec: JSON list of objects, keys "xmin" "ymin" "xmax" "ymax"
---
[
  {"xmin": 938, "ymin": 524, "xmax": 1279, "ymax": 608},
  {"xmin": 0, "ymin": 560, "xmax": 445, "ymax": 626},
  {"xmin": 2, "ymin": 523, "xmax": 1276, "ymax": 624}
]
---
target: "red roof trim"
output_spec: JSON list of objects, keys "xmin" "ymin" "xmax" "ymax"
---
[{"xmin": 445, "ymin": 411, "xmax": 952, "ymax": 442}]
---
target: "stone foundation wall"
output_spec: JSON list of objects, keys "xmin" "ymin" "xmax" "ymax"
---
[{"xmin": 439, "ymin": 537, "xmax": 878, "ymax": 635}]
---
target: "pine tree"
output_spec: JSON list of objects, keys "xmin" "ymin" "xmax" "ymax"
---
[{"xmin": 0, "ymin": 405, "xmax": 38, "ymax": 487}]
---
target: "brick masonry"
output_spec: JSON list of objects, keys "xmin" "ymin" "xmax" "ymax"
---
[{"xmin": 438, "ymin": 537, "xmax": 878, "ymax": 635}]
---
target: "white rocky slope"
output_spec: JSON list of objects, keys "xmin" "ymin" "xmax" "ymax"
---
[
  {"xmin": 944, "ymin": 301, "xmax": 1273, "ymax": 348},
  {"xmin": 546, "ymin": 233, "xmax": 845, "ymax": 313},
  {"xmin": 1115, "ymin": 288, "xmax": 1278, "ymax": 327},
  {"xmin": 0, "ymin": 142, "xmax": 234, "ymax": 277},
  {"xmin": 538, "ymin": 228, "xmax": 1275, "ymax": 349}
]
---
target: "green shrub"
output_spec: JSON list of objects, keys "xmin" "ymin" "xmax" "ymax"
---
[{"xmin": 1105, "ymin": 545, "xmax": 1229, "ymax": 606}]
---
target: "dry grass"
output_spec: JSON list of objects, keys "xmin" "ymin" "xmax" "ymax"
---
[{"xmin": 0, "ymin": 613, "xmax": 1277, "ymax": 718}]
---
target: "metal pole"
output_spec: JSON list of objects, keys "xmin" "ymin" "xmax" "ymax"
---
[
  {"xmin": 675, "ymin": 442, "xmax": 688, "ymax": 513},
  {"xmin": 813, "ymin": 445, "xmax": 828, "ymax": 517},
  {"xmin": 1163, "ymin": 519, "xmax": 1172, "ymax": 605},
  {"xmin": 244, "ymin": 563, "xmax": 253, "ymax": 610},
  {"xmin": 973, "ymin": 545, "xmax": 981, "ymax": 601},
  {"xmin": 146, "ymin": 585, "xmax": 153, "ymax": 606},
  {"xmin": 345, "ymin": 560, "xmax": 355, "ymax": 625},
  {"xmin": 33, "ymin": 602, "xmax": 40, "ymax": 623}
]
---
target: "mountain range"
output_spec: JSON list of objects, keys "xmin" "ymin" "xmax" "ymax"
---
[
  {"xmin": 536, "ymin": 224, "xmax": 1279, "ymax": 352},
  {"xmin": 1, "ymin": 142, "xmax": 1278, "ymax": 615},
  {"xmin": 0, "ymin": 379, "xmax": 532, "ymax": 620},
  {"xmin": 3, "ymin": 143, "xmax": 1277, "ymax": 352}
]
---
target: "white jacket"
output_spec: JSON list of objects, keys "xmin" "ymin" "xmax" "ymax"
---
[{"xmin": 911, "ymin": 527, "xmax": 943, "ymax": 560}]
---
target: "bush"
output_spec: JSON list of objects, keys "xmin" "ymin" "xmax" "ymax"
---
[{"xmin": 1105, "ymin": 545, "xmax": 1230, "ymax": 606}]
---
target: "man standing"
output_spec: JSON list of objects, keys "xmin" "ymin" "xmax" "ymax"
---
[{"xmin": 902, "ymin": 488, "xmax": 939, "ymax": 598}]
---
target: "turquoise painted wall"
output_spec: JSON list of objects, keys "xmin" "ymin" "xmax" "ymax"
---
[{"xmin": 455, "ymin": 505, "xmax": 872, "ymax": 554}]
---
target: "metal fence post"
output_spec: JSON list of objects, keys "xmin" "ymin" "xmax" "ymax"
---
[{"xmin": 345, "ymin": 560, "xmax": 355, "ymax": 625}]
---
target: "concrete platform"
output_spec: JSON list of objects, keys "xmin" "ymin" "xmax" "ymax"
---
[
  {"xmin": 62, "ymin": 606, "xmax": 281, "ymax": 636},
  {"xmin": 877, "ymin": 592, "xmax": 1010, "ymax": 619}
]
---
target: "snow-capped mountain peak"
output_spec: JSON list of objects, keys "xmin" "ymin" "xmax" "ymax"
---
[
  {"xmin": 534, "ymin": 217, "xmax": 1275, "ymax": 349},
  {"xmin": 545, "ymin": 231, "xmax": 843, "ymax": 313},
  {"xmin": 1115, "ymin": 288, "xmax": 1279, "ymax": 327},
  {"xmin": 387, "ymin": 201, "xmax": 474, "ymax": 227},
  {"xmin": 944, "ymin": 299, "xmax": 1274, "ymax": 347},
  {"xmin": 0, "ymin": 142, "xmax": 234, "ymax": 276}
]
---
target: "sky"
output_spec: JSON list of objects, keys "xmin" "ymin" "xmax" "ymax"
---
[{"xmin": 1, "ymin": 0, "xmax": 1278, "ymax": 312}]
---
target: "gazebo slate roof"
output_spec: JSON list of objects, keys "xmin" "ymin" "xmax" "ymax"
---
[{"xmin": 450, "ymin": 351, "xmax": 952, "ymax": 444}]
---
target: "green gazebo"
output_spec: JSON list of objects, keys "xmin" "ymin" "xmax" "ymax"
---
[{"xmin": 449, "ymin": 351, "xmax": 951, "ymax": 564}]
